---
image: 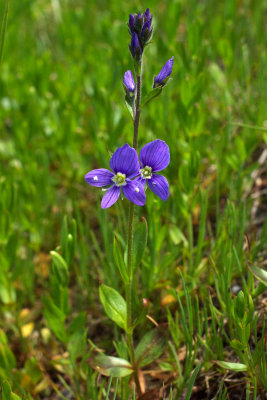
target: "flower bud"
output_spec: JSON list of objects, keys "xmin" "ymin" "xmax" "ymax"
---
[
  {"xmin": 129, "ymin": 32, "xmax": 143, "ymax": 63},
  {"xmin": 153, "ymin": 57, "xmax": 174, "ymax": 88},
  {"xmin": 123, "ymin": 70, "xmax": 135, "ymax": 97}
]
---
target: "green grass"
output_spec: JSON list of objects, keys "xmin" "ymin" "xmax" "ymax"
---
[{"xmin": 0, "ymin": 0, "xmax": 266, "ymax": 398}]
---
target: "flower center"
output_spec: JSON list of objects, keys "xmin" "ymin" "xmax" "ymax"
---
[
  {"xmin": 112, "ymin": 172, "xmax": 127, "ymax": 186},
  {"xmin": 140, "ymin": 165, "xmax": 152, "ymax": 179}
]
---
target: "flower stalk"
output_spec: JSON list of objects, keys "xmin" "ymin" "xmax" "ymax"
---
[{"xmin": 126, "ymin": 67, "xmax": 142, "ymax": 395}]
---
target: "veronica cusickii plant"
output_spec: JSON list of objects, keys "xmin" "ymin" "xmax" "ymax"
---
[{"xmin": 85, "ymin": 8, "xmax": 173, "ymax": 396}]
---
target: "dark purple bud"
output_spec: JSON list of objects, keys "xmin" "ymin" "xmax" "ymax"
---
[
  {"xmin": 123, "ymin": 70, "xmax": 135, "ymax": 94},
  {"xmin": 129, "ymin": 32, "xmax": 143, "ymax": 62},
  {"xmin": 128, "ymin": 14, "xmax": 135, "ymax": 32},
  {"xmin": 153, "ymin": 57, "xmax": 174, "ymax": 88},
  {"xmin": 141, "ymin": 20, "xmax": 152, "ymax": 43},
  {"xmin": 144, "ymin": 8, "xmax": 152, "ymax": 23},
  {"xmin": 134, "ymin": 12, "xmax": 144, "ymax": 32}
]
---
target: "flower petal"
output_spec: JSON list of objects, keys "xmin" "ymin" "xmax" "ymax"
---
[
  {"xmin": 110, "ymin": 144, "xmax": 140, "ymax": 178},
  {"xmin": 147, "ymin": 174, "xmax": 169, "ymax": 201},
  {"xmin": 123, "ymin": 180, "xmax": 146, "ymax": 206},
  {"xmin": 101, "ymin": 186, "xmax": 121, "ymax": 209},
  {"xmin": 139, "ymin": 140, "xmax": 170, "ymax": 172},
  {"xmin": 85, "ymin": 168, "xmax": 114, "ymax": 187}
]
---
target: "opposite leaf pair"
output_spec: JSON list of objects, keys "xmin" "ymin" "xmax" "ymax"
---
[{"xmin": 85, "ymin": 140, "xmax": 170, "ymax": 209}]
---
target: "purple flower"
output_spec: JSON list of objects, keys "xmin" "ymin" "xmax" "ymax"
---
[
  {"xmin": 137, "ymin": 140, "xmax": 170, "ymax": 201},
  {"xmin": 85, "ymin": 144, "xmax": 146, "ymax": 209},
  {"xmin": 153, "ymin": 57, "xmax": 174, "ymax": 88},
  {"xmin": 123, "ymin": 70, "xmax": 135, "ymax": 94}
]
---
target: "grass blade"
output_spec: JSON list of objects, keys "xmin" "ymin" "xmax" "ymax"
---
[{"xmin": 0, "ymin": 0, "xmax": 9, "ymax": 65}]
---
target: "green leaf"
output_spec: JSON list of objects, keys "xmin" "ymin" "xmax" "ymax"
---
[
  {"xmin": 125, "ymin": 97, "xmax": 134, "ymax": 119},
  {"xmin": 230, "ymin": 339, "xmax": 246, "ymax": 352},
  {"xmin": 42, "ymin": 295, "xmax": 67, "ymax": 342},
  {"xmin": 50, "ymin": 250, "xmax": 69, "ymax": 286},
  {"xmin": 233, "ymin": 290, "xmax": 245, "ymax": 321},
  {"xmin": 141, "ymin": 87, "xmax": 162, "ymax": 108},
  {"xmin": 99, "ymin": 285, "xmax": 127, "ymax": 330},
  {"xmin": 2, "ymin": 382, "xmax": 11, "ymax": 400},
  {"xmin": 2, "ymin": 382, "xmax": 21, "ymax": 400},
  {"xmin": 135, "ymin": 328, "xmax": 167, "ymax": 368},
  {"xmin": 132, "ymin": 217, "xmax": 147, "ymax": 272},
  {"xmin": 0, "ymin": 0, "xmax": 9, "ymax": 66},
  {"xmin": 89, "ymin": 353, "xmax": 133, "ymax": 377},
  {"xmin": 113, "ymin": 237, "xmax": 128, "ymax": 284},
  {"xmin": 184, "ymin": 362, "xmax": 201, "ymax": 400},
  {"xmin": 215, "ymin": 361, "xmax": 248, "ymax": 372},
  {"xmin": 0, "ymin": 343, "xmax": 16, "ymax": 372},
  {"xmin": 249, "ymin": 265, "xmax": 267, "ymax": 286}
]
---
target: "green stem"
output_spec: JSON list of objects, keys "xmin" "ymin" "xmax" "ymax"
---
[{"xmin": 125, "ymin": 70, "xmax": 142, "ymax": 396}]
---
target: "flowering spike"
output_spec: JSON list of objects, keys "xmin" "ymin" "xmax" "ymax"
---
[
  {"xmin": 153, "ymin": 57, "xmax": 174, "ymax": 88},
  {"xmin": 128, "ymin": 9, "xmax": 153, "ymax": 60}
]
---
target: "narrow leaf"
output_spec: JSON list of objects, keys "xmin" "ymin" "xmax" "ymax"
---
[
  {"xmin": 125, "ymin": 96, "xmax": 134, "ymax": 119},
  {"xmin": 113, "ymin": 237, "xmax": 129, "ymax": 284},
  {"xmin": 99, "ymin": 285, "xmax": 127, "ymax": 330},
  {"xmin": 141, "ymin": 87, "xmax": 162, "ymax": 108},
  {"xmin": 0, "ymin": 0, "xmax": 9, "ymax": 66},
  {"xmin": 50, "ymin": 250, "xmax": 69, "ymax": 286},
  {"xmin": 132, "ymin": 217, "xmax": 147, "ymax": 272},
  {"xmin": 184, "ymin": 362, "xmax": 201, "ymax": 400}
]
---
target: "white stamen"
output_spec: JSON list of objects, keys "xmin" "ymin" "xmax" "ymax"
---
[
  {"xmin": 135, "ymin": 187, "xmax": 140, "ymax": 192},
  {"xmin": 93, "ymin": 176, "xmax": 98, "ymax": 181},
  {"xmin": 152, "ymin": 182, "xmax": 156, "ymax": 185}
]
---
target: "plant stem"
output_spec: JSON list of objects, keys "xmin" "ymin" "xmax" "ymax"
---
[{"xmin": 126, "ymin": 70, "xmax": 142, "ymax": 396}]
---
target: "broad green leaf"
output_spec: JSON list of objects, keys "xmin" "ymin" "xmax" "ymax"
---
[
  {"xmin": 132, "ymin": 218, "xmax": 147, "ymax": 272},
  {"xmin": 50, "ymin": 250, "xmax": 69, "ymax": 286},
  {"xmin": 216, "ymin": 361, "xmax": 248, "ymax": 372},
  {"xmin": 141, "ymin": 87, "xmax": 162, "ymax": 108},
  {"xmin": 89, "ymin": 353, "xmax": 133, "ymax": 377},
  {"xmin": 113, "ymin": 237, "xmax": 128, "ymax": 284},
  {"xmin": 249, "ymin": 265, "xmax": 267, "ymax": 286},
  {"xmin": 99, "ymin": 285, "xmax": 127, "ymax": 330},
  {"xmin": 135, "ymin": 328, "xmax": 166, "ymax": 368}
]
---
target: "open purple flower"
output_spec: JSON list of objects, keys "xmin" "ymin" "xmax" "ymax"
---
[
  {"xmin": 153, "ymin": 57, "xmax": 174, "ymax": 88},
  {"xmin": 137, "ymin": 140, "xmax": 170, "ymax": 201},
  {"xmin": 85, "ymin": 144, "xmax": 146, "ymax": 209},
  {"xmin": 123, "ymin": 70, "xmax": 135, "ymax": 94}
]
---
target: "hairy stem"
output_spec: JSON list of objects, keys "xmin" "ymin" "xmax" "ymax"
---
[{"xmin": 126, "ymin": 70, "xmax": 142, "ymax": 396}]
